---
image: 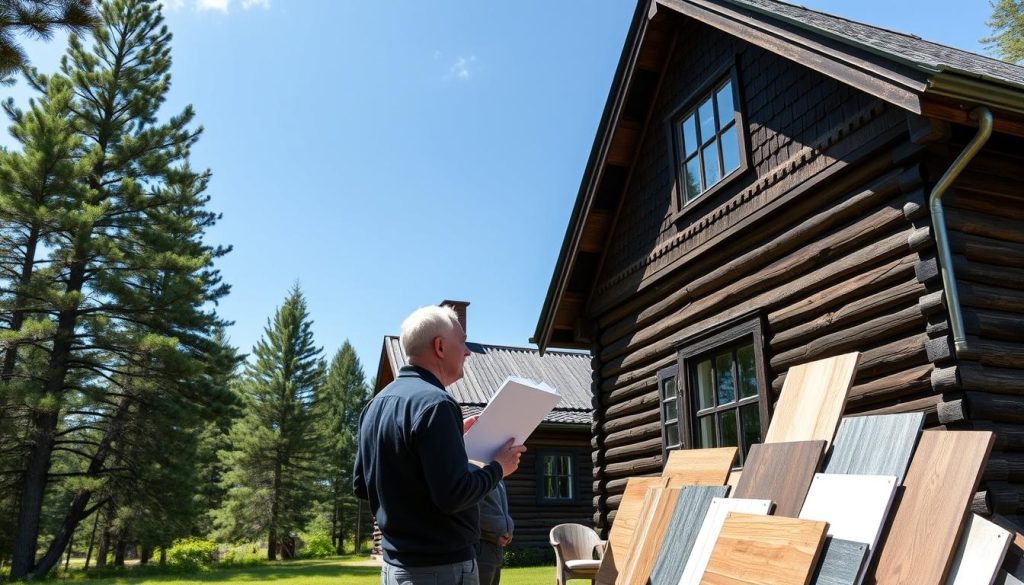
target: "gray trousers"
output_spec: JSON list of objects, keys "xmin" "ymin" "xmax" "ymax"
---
[
  {"xmin": 381, "ymin": 559, "xmax": 479, "ymax": 585},
  {"xmin": 477, "ymin": 542, "xmax": 504, "ymax": 585}
]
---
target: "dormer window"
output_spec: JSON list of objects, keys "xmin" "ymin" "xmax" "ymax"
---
[{"xmin": 671, "ymin": 71, "xmax": 747, "ymax": 209}]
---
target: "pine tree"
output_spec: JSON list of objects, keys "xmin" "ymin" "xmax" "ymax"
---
[
  {"xmin": 214, "ymin": 287, "xmax": 325, "ymax": 560},
  {"xmin": 0, "ymin": 0, "xmax": 97, "ymax": 82},
  {"xmin": 5, "ymin": 0, "xmax": 233, "ymax": 577},
  {"xmin": 315, "ymin": 341, "xmax": 368, "ymax": 554},
  {"xmin": 983, "ymin": 0, "xmax": 1024, "ymax": 63}
]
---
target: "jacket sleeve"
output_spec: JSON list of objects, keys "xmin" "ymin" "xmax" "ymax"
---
[
  {"xmin": 479, "ymin": 482, "xmax": 513, "ymax": 540},
  {"xmin": 352, "ymin": 407, "xmax": 369, "ymax": 500},
  {"xmin": 413, "ymin": 400, "xmax": 502, "ymax": 514}
]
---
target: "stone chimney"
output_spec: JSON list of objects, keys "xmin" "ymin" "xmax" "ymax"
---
[{"xmin": 440, "ymin": 300, "xmax": 469, "ymax": 334}]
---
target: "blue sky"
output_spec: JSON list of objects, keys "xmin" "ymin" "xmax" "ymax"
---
[{"xmin": 2, "ymin": 0, "xmax": 997, "ymax": 379}]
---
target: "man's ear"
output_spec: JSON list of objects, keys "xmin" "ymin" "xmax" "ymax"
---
[{"xmin": 433, "ymin": 335, "xmax": 444, "ymax": 358}]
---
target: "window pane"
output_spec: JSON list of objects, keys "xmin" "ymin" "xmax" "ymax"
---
[
  {"xmin": 544, "ymin": 456, "xmax": 554, "ymax": 475},
  {"xmin": 559, "ymin": 478, "xmax": 571, "ymax": 499},
  {"xmin": 663, "ymin": 399, "xmax": 678, "ymax": 422},
  {"xmin": 698, "ymin": 415, "xmax": 717, "ymax": 448},
  {"xmin": 665, "ymin": 423, "xmax": 680, "ymax": 449},
  {"xmin": 720, "ymin": 411, "xmax": 738, "ymax": 448},
  {"xmin": 698, "ymin": 98, "xmax": 716, "ymax": 141},
  {"xmin": 715, "ymin": 351, "xmax": 735, "ymax": 405},
  {"xmin": 684, "ymin": 156, "xmax": 702, "ymax": 200},
  {"xmin": 661, "ymin": 375, "xmax": 677, "ymax": 400},
  {"xmin": 681, "ymin": 114, "xmax": 698, "ymax": 158},
  {"xmin": 560, "ymin": 455, "xmax": 572, "ymax": 475},
  {"xmin": 720, "ymin": 125, "xmax": 741, "ymax": 175},
  {"xmin": 702, "ymin": 142, "xmax": 721, "ymax": 187},
  {"xmin": 740, "ymin": 402, "xmax": 762, "ymax": 460},
  {"xmin": 737, "ymin": 344, "xmax": 758, "ymax": 398},
  {"xmin": 696, "ymin": 359, "xmax": 714, "ymax": 410},
  {"xmin": 545, "ymin": 477, "xmax": 556, "ymax": 498},
  {"xmin": 715, "ymin": 81, "xmax": 734, "ymax": 125}
]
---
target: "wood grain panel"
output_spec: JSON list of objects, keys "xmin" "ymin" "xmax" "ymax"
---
[
  {"xmin": 812, "ymin": 538, "xmax": 868, "ymax": 585},
  {"xmin": 618, "ymin": 487, "xmax": 680, "ymax": 585},
  {"xmin": 945, "ymin": 514, "xmax": 1011, "ymax": 585},
  {"xmin": 680, "ymin": 497, "xmax": 773, "ymax": 585},
  {"xmin": 765, "ymin": 353, "xmax": 860, "ymax": 447},
  {"xmin": 597, "ymin": 477, "xmax": 668, "ymax": 585},
  {"xmin": 649, "ymin": 486, "xmax": 729, "ymax": 585},
  {"xmin": 867, "ymin": 430, "xmax": 995, "ymax": 585},
  {"xmin": 733, "ymin": 441, "xmax": 825, "ymax": 517},
  {"xmin": 701, "ymin": 513, "xmax": 828, "ymax": 585},
  {"xmin": 662, "ymin": 447, "xmax": 738, "ymax": 488},
  {"xmin": 824, "ymin": 413, "xmax": 923, "ymax": 483},
  {"xmin": 800, "ymin": 473, "xmax": 897, "ymax": 549}
]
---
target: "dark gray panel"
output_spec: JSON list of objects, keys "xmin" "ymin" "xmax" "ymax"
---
[
  {"xmin": 649, "ymin": 485, "xmax": 729, "ymax": 585},
  {"xmin": 812, "ymin": 538, "xmax": 868, "ymax": 585},
  {"xmin": 998, "ymin": 570, "xmax": 1024, "ymax": 585},
  {"xmin": 824, "ymin": 413, "xmax": 923, "ymax": 483}
]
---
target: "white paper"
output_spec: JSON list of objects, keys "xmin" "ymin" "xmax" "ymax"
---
[{"xmin": 463, "ymin": 376, "xmax": 561, "ymax": 463}]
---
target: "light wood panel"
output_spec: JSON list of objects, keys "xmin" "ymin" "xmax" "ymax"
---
[
  {"xmin": 618, "ymin": 487, "xmax": 680, "ymax": 585},
  {"xmin": 799, "ymin": 473, "xmax": 897, "ymax": 549},
  {"xmin": 945, "ymin": 514, "xmax": 1011, "ymax": 585},
  {"xmin": 662, "ymin": 447, "xmax": 737, "ymax": 488},
  {"xmin": 812, "ymin": 538, "xmax": 868, "ymax": 585},
  {"xmin": 649, "ymin": 486, "xmax": 728, "ymax": 585},
  {"xmin": 868, "ymin": 430, "xmax": 995, "ymax": 585},
  {"xmin": 824, "ymin": 413, "xmax": 923, "ymax": 483},
  {"xmin": 765, "ymin": 353, "xmax": 860, "ymax": 447},
  {"xmin": 701, "ymin": 513, "xmax": 827, "ymax": 585},
  {"xmin": 733, "ymin": 441, "xmax": 825, "ymax": 517},
  {"xmin": 680, "ymin": 497, "xmax": 773, "ymax": 585},
  {"xmin": 597, "ymin": 477, "xmax": 668, "ymax": 585}
]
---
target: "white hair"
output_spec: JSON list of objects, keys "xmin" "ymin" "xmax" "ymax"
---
[{"xmin": 400, "ymin": 305, "xmax": 461, "ymax": 359}]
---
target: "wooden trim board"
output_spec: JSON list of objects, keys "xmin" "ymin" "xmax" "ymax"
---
[
  {"xmin": 662, "ymin": 447, "xmax": 737, "ymax": 487},
  {"xmin": 824, "ymin": 413, "xmax": 923, "ymax": 484},
  {"xmin": 764, "ymin": 352, "xmax": 860, "ymax": 447},
  {"xmin": 618, "ymin": 487, "xmax": 680, "ymax": 585},
  {"xmin": 867, "ymin": 430, "xmax": 995, "ymax": 585},
  {"xmin": 680, "ymin": 497, "xmax": 772, "ymax": 585},
  {"xmin": 945, "ymin": 514, "xmax": 1012, "ymax": 585},
  {"xmin": 733, "ymin": 440, "xmax": 825, "ymax": 517},
  {"xmin": 597, "ymin": 477, "xmax": 669, "ymax": 585},
  {"xmin": 701, "ymin": 512, "xmax": 828, "ymax": 585}
]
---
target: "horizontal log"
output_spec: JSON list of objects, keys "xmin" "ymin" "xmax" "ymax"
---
[
  {"xmin": 945, "ymin": 422, "xmax": 1024, "ymax": 452},
  {"xmin": 602, "ymin": 455, "xmax": 663, "ymax": 480},
  {"xmin": 597, "ymin": 166, "xmax": 911, "ymax": 335},
  {"xmin": 605, "ymin": 437, "xmax": 664, "ymax": 464},
  {"xmin": 602, "ymin": 420, "xmax": 662, "ymax": 450},
  {"xmin": 948, "ymin": 170, "xmax": 1024, "ymax": 220},
  {"xmin": 769, "ymin": 278, "xmax": 926, "ymax": 351},
  {"xmin": 958, "ymin": 361, "xmax": 1024, "ymax": 395},
  {"xmin": 601, "ymin": 373, "xmax": 659, "ymax": 404},
  {"xmin": 949, "ymin": 230, "xmax": 1024, "ymax": 268},
  {"xmin": 846, "ymin": 391, "xmax": 962, "ymax": 425},
  {"xmin": 964, "ymin": 308, "xmax": 1024, "ymax": 342},
  {"xmin": 959, "ymin": 281, "xmax": 1024, "ymax": 314},
  {"xmin": 846, "ymin": 364, "xmax": 933, "ymax": 407},
  {"xmin": 945, "ymin": 206, "xmax": 1024, "ymax": 245},
  {"xmin": 600, "ymin": 356, "xmax": 674, "ymax": 394},
  {"xmin": 601, "ymin": 407, "xmax": 660, "ymax": 436},
  {"xmin": 984, "ymin": 454, "xmax": 1024, "ymax": 483},
  {"xmin": 768, "ymin": 255, "xmax": 918, "ymax": 330},
  {"xmin": 972, "ymin": 490, "xmax": 992, "ymax": 516},
  {"xmin": 604, "ymin": 387, "xmax": 659, "ymax": 419},
  {"xmin": 955, "ymin": 255, "xmax": 1024, "ymax": 291},
  {"xmin": 967, "ymin": 391, "xmax": 1024, "ymax": 424},
  {"xmin": 977, "ymin": 481, "xmax": 1024, "ymax": 514},
  {"xmin": 773, "ymin": 333, "xmax": 930, "ymax": 394},
  {"xmin": 963, "ymin": 337, "xmax": 1024, "ymax": 368}
]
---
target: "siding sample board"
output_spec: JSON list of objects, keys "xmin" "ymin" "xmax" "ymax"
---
[
  {"xmin": 649, "ymin": 486, "xmax": 729, "ymax": 585},
  {"xmin": 663, "ymin": 447, "xmax": 737, "ymax": 488},
  {"xmin": 945, "ymin": 514, "xmax": 1012, "ymax": 585},
  {"xmin": 824, "ymin": 413, "xmax": 923, "ymax": 483},
  {"xmin": 701, "ymin": 513, "xmax": 828, "ymax": 585},
  {"xmin": 868, "ymin": 430, "xmax": 995, "ymax": 585},
  {"xmin": 733, "ymin": 440, "xmax": 825, "ymax": 517},
  {"xmin": 597, "ymin": 477, "xmax": 668, "ymax": 585},
  {"xmin": 618, "ymin": 487, "xmax": 681, "ymax": 585},
  {"xmin": 680, "ymin": 497, "xmax": 773, "ymax": 585},
  {"xmin": 812, "ymin": 538, "xmax": 868, "ymax": 585},
  {"xmin": 764, "ymin": 352, "xmax": 860, "ymax": 447},
  {"xmin": 799, "ymin": 473, "xmax": 897, "ymax": 548},
  {"xmin": 997, "ymin": 572, "xmax": 1024, "ymax": 585}
]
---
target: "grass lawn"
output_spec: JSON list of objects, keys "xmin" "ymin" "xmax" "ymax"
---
[{"xmin": 51, "ymin": 557, "xmax": 556, "ymax": 585}]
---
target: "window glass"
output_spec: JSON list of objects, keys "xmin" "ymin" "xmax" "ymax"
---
[
  {"xmin": 684, "ymin": 156, "xmax": 702, "ymax": 199},
  {"xmin": 541, "ymin": 453, "xmax": 574, "ymax": 501},
  {"xmin": 699, "ymin": 416, "xmax": 717, "ymax": 448},
  {"xmin": 720, "ymin": 412, "xmax": 738, "ymax": 447},
  {"xmin": 737, "ymin": 344, "xmax": 757, "ymax": 398},
  {"xmin": 682, "ymin": 114, "xmax": 698, "ymax": 157},
  {"xmin": 740, "ymin": 402, "xmax": 761, "ymax": 458},
  {"xmin": 715, "ymin": 81, "xmax": 734, "ymax": 123},
  {"xmin": 664, "ymin": 399, "xmax": 678, "ymax": 421},
  {"xmin": 720, "ymin": 125, "xmax": 740, "ymax": 176},
  {"xmin": 715, "ymin": 351, "xmax": 735, "ymax": 405},
  {"xmin": 665, "ymin": 423, "xmax": 680, "ymax": 449},
  {"xmin": 661, "ymin": 375, "xmax": 677, "ymax": 399},
  {"xmin": 696, "ymin": 359, "xmax": 714, "ymax": 410},
  {"xmin": 674, "ymin": 76, "xmax": 743, "ymax": 204},
  {"xmin": 702, "ymin": 142, "xmax": 721, "ymax": 186},
  {"xmin": 698, "ymin": 98, "xmax": 716, "ymax": 141}
]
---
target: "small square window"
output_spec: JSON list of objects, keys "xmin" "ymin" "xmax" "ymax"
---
[{"xmin": 538, "ymin": 451, "xmax": 575, "ymax": 503}]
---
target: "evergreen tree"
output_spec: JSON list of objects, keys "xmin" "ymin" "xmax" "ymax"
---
[
  {"xmin": 213, "ymin": 287, "xmax": 325, "ymax": 560},
  {"xmin": 0, "ymin": 0, "xmax": 97, "ymax": 82},
  {"xmin": 4, "ymin": 0, "xmax": 233, "ymax": 578},
  {"xmin": 315, "ymin": 341, "xmax": 368, "ymax": 554},
  {"xmin": 984, "ymin": 0, "xmax": 1024, "ymax": 63}
]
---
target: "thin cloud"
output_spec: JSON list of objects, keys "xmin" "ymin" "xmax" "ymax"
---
[
  {"xmin": 161, "ymin": 0, "xmax": 270, "ymax": 12},
  {"xmin": 196, "ymin": 0, "xmax": 228, "ymax": 11},
  {"xmin": 446, "ymin": 55, "xmax": 477, "ymax": 81}
]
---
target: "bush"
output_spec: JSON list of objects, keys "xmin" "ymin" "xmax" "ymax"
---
[
  {"xmin": 301, "ymin": 532, "xmax": 335, "ymax": 558},
  {"xmin": 503, "ymin": 545, "xmax": 554, "ymax": 567},
  {"xmin": 219, "ymin": 541, "xmax": 265, "ymax": 567},
  {"xmin": 167, "ymin": 537, "xmax": 217, "ymax": 571}
]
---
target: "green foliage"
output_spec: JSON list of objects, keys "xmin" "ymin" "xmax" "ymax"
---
[
  {"xmin": 503, "ymin": 545, "xmax": 556, "ymax": 568},
  {"xmin": 167, "ymin": 537, "xmax": 217, "ymax": 571},
  {"xmin": 0, "ymin": 0, "xmax": 97, "ymax": 82},
  {"xmin": 218, "ymin": 542, "xmax": 265, "ymax": 568},
  {"xmin": 983, "ymin": 0, "xmax": 1024, "ymax": 63},
  {"xmin": 300, "ymin": 533, "xmax": 336, "ymax": 559}
]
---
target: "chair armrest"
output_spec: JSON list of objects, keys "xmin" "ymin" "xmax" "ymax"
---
[{"xmin": 594, "ymin": 540, "xmax": 608, "ymax": 559}]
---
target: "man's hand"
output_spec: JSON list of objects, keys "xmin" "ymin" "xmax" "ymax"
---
[
  {"xmin": 498, "ymin": 535, "xmax": 512, "ymax": 547},
  {"xmin": 493, "ymin": 438, "xmax": 527, "ymax": 478},
  {"xmin": 463, "ymin": 415, "xmax": 479, "ymax": 436}
]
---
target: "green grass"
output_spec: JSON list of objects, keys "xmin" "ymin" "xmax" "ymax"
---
[{"xmin": 48, "ymin": 557, "xmax": 555, "ymax": 585}]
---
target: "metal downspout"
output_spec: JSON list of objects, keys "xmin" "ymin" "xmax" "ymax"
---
[{"xmin": 929, "ymin": 106, "xmax": 993, "ymax": 356}]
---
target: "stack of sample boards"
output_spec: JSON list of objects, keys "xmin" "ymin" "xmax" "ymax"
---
[{"xmin": 592, "ymin": 351, "xmax": 1019, "ymax": 585}]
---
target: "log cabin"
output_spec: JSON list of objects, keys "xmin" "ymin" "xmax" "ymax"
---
[
  {"xmin": 532, "ymin": 0, "xmax": 1024, "ymax": 533},
  {"xmin": 372, "ymin": 301, "xmax": 595, "ymax": 549}
]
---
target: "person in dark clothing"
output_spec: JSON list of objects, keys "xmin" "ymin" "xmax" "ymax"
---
[
  {"xmin": 477, "ymin": 480, "xmax": 513, "ymax": 585},
  {"xmin": 354, "ymin": 306, "xmax": 526, "ymax": 585}
]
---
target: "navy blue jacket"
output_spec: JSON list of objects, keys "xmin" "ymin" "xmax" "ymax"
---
[{"xmin": 353, "ymin": 365, "xmax": 503, "ymax": 566}]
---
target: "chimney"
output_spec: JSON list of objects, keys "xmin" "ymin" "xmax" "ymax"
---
[{"xmin": 440, "ymin": 300, "xmax": 469, "ymax": 334}]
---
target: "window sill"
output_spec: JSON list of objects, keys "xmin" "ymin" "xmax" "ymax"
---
[{"xmin": 670, "ymin": 165, "xmax": 748, "ymax": 225}]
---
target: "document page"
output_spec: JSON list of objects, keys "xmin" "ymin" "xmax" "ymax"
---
[{"xmin": 463, "ymin": 376, "xmax": 561, "ymax": 463}]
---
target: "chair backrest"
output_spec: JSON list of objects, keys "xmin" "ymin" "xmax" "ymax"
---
[{"xmin": 550, "ymin": 523, "xmax": 602, "ymax": 562}]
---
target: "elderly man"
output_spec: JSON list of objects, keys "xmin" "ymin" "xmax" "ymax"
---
[{"xmin": 354, "ymin": 306, "xmax": 526, "ymax": 585}]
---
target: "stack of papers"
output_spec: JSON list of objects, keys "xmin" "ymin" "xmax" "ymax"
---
[{"xmin": 463, "ymin": 376, "xmax": 561, "ymax": 463}]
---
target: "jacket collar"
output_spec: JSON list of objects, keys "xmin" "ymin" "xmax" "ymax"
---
[{"xmin": 398, "ymin": 364, "xmax": 445, "ymax": 390}]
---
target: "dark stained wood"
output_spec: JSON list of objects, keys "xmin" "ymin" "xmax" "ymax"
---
[{"xmin": 733, "ymin": 441, "xmax": 826, "ymax": 517}]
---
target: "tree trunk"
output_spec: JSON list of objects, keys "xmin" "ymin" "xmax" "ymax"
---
[
  {"xmin": 159, "ymin": 548, "xmax": 166, "ymax": 566},
  {"xmin": 355, "ymin": 499, "xmax": 364, "ymax": 554},
  {"xmin": 268, "ymin": 455, "xmax": 283, "ymax": 561},
  {"xmin": 1, "ymin": 224, "xmax": 41, "ymax": 382},
  {"xmin": 95, "ymin": 525, "xmax": 109, "ymax": 569},
  {"xmin": 331, "ymin": 486, "xmax": 339, "ymax": 552},
  {"xmin": 267, "ymin": 527, "xmax": 277, "ymax": 561},
  {"xmin": 84, "ymin": 511, "xmax": 100, "ymax": 570},
  {"xmin": 113, "ymin": 533, "xmax": 126, "ymax": 567},
  {"xmin": 140, "ymin": 545, "xmax": 151, "ymax": 565}
]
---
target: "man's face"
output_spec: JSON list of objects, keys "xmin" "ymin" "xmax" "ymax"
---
[{"xmin": 437, "ymin": 322, "xmax": 471, "ymax": 386}]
